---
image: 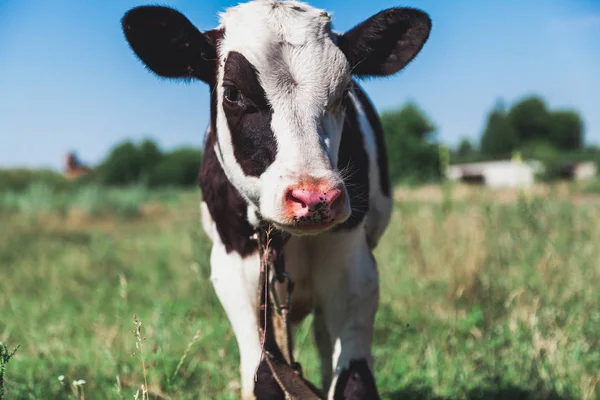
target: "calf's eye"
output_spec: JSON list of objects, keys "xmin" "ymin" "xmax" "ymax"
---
[{"xmin": 223, "ymin": 85, "xmax": 242, "ymax": 103}]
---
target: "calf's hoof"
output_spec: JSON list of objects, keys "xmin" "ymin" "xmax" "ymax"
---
[
  {"xmin": 253, "ymin": 360, "xmax": 286, "ymax": 400},
  {"xmin": 333, "ymin": 359, "xmax": 380, "ymax": 400}
]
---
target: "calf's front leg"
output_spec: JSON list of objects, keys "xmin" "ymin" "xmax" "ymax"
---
[
  {"xmin": 209, "ymin": 240, "xmax": 264, "ymax": 400},
  {"xmin": 311, "ymin": 230, "xmax": 381, "ymax": 400}
]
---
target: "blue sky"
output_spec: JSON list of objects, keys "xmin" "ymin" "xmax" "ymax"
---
[{"xmin": 1, "ymin": 0, "xmax": 599, "ymax": 170}]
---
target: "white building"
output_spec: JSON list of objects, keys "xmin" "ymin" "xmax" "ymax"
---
[
  {"xmin": 447, "ymin": 160, "xmax": 538, "ymax": 189},
  {"xmin": 557, "ymin": 161, "xmax": 597, "ymax": 181}
]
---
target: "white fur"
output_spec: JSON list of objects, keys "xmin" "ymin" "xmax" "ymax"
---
[
  {"xmin": 204, "ymin": 223, "xmax": 381, "ymax": 399},
  {"xmin": 204, "ymin": 210, "xmax": 262, "ymax": 400},
  {"xmin": 199, "ymin": 201, "xmax": 213, "ymax": 241},
  {"xmin": 284, "ymin": 229, "xmax": 379, "ymax": 398},
  {"xmin": 214, "ymin": 0, "xmax": 352, "ymax": 227}
]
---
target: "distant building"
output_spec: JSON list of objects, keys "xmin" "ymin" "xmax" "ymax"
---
[
  {"xmin": 64, "ymin": 152, "xmax": 92, "ymax": 180},
  {"xmin": 556, "ymin": 161, "xmax": 597, "ymax": 181},
  {"xmin": 447, "ymin": 159, "xmax": 538, "ymax": 189}
]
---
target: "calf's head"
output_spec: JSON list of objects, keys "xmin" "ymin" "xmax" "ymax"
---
[{"xmin": 122, "ymin": 0, "xmax": 431, "ymax": 235}]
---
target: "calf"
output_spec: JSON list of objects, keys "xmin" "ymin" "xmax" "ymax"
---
[{"xmin": 121, "ymin": 1, "xmax": 431, "ymax": 398}]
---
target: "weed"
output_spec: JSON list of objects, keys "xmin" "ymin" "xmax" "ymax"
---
[
  {"xmin": 132, "ymin": 314, "xmax": 149, "ymax": 400},
  {"xmin": 0, "ymin": 344, "xmax": 19, "ymax": 400}
]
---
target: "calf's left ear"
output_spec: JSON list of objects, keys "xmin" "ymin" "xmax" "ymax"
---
[
  {"xmin": 336, "ymin": 8, "xmax": 431, "ymax": 78},
  {"xmin": 121, "ymin": 6, "xmax": 219, "ymax": 84}
]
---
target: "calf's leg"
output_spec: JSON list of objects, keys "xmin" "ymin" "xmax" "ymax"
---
[
  {"xmin": 311, "ymin": 230, "xmax": 380, "ymax": 400},
  {"xmin": 313, "ymin": 306, "xmax": 334, "ymax": 390},
  {"xmin": 209, "ymin": 240, "xmax": 263, "ymax": 400}
]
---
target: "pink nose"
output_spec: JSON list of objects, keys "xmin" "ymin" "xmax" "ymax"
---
[{"xmin": 285, "ymin": 186, "xmax": 344, "ymax": 224}]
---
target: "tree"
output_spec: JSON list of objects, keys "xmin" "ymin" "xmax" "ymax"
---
[
  {"xmin": 147, "ymin": 148, "xmax": 203, "ymax": 187},
  {"xmin": 138, "ymin": 139, "xmax": 163, "ymax": 176},
  {"xmin": 98, "ymin": 141, "xmax": 142, "ymax": 185},
  {"xmin": 500, "ymin": 95, "xmax": 585, "ymax": 151},
  {"xmin": 380, "ymin": 102, "xmax": 440, "ymax": 183},
  {"xmin": 456, "ymin": 137, "xmax": 475, "ymax": 160},
  {"xmin": 507, "ymin": 96, "xmax": 551, "ymax": 145},
  {"xmin": 381, "ymin": 103, "xmax": 436, "ymax": 142},
  {"xmin": 480, "ymin": 108, "xmax": 519, "ymax": 157},
  {"xmin": 518, "ymin": 140, "xmax": 559, "ymax": 169},
  {"xmin": 95, "ymin": 138, "xmax": 203, "ymax": 187},
  {"xmin": 548, "ymin": 110, "xmax": 584, "ymax": 150}
]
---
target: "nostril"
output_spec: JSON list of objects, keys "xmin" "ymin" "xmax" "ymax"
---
[
  {"xmin": 286, "ymin": 190, "xmax": 307, "ymax": 209},
  {"xmin": 327, "ymin": 189, "xmax": 342, "ymax": 205},
  {"xmin": 330, "ymin": 190, "xmax": 343, "ymax": 209}
]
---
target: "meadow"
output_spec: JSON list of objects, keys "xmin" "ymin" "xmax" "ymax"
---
[{"xmin": 0, "ymin": 181, "xmax": 599, "ymax": 399}]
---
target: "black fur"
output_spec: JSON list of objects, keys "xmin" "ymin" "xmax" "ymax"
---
[
  {"xmin": 333, "ymin": 359, "xmax": 380, "ymax": 400},
  {"xmin": 336, "ymin": 8, "xmax": 431, "ymax": 78},
  {"xmin": 222, "ymin": 52, "xmax": 278, "ymax": 177},
  {"xmin": 253, "ymin": 360, "xmax": 287, "ymax": 399},
  {"xmin": 121, "ymin": 6, "xmax": 218, "ymax": 84},
  {"xmin": 334, "ymin": 87, "xmax": 370, "ymax": 231},
  {"xmin": 351, "ymin": 82, "xmax": 391, "ymax": 196}
]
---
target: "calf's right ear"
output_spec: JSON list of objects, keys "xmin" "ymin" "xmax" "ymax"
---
[{"xmin": 121, "ymin": 6, "xmax": 218, "ymax": 84}]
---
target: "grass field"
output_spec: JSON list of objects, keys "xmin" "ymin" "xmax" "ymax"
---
[{"xmin": 0, "ymin": 182, "xmax": 599, "ymax": 399}]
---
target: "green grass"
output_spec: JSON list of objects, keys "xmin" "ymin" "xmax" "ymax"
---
[
  {"xmin": 0, "ymin": 183, "xmax": 185, "ymax": 219},
  {"xmin": 0, "ymin": 184, "xmax": 598, "ymax": 399},
  {"xmin": 0, "ymin": 168, "xmax": 68, "ymax": 193}
]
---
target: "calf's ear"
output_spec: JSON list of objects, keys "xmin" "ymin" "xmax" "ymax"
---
[
  {"xmin": 336, "ymin": 8, "xmax": 431, "ymax": 78},
  {"xmin": 121, "ymin": 6, "xmax": 218, "ymax": 84}
]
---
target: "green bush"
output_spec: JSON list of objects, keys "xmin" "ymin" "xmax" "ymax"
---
[
  {"xmin": 96, "ymin": 139, "xmax": 202, "ymax": 188},
  {"xmin": 97, "ymin": 141, "xmax": 144, "ymax": 186},
  {"xmin": 380, "ymin": 102, "xmax": 442, "ymax": 184},
  {"xmin": 0, "ymin": 182, "xmax": 177, "ymax": 218},
  {"xmin": 138, "ymin": 139, "xmax": 163, "ymax": 174},
  {"xmin": 0, "ymin": 168, "xmax": 68, "ymax": 192},
  {"xmin": 147, "ymin": 148, "xmax": 203, "ymax": 187}
]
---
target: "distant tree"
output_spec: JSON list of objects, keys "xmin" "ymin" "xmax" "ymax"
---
[
  {"xmin": 137, "ymin": 139, "xmax": 163, "ymax": 184},
  {"xmin": 507, "ymin": 96, "xmax": 551, "ymax": 145},
  {"xmin": 504, "ymin": 96, "xmax": 584, "ymax": 151},
  {"xmin": 519, "ymin": 140, "xmax": 559, "ymax": 166},
  {"xmin": 147, "ymin": 148, "xmax": 203, "ymax": 187},
  {"xmin": 380, "ymin": 102, "xmax": 440, "ymax": 183},
  {"xmin": 98, "ymin": 141, "xmax": 142, "ymax": 185},
  {"xmin": 381, "ymin": 102, "xmax": 436, "ymax": 142},
  {"xmin": 480, "ymin": 107, "xmax": 519, "ymax": 156},
  {"xmin": 138, "ymin": 139, "xmax": 163, "ymax": 172},
  {"xmin": 97, "ymin": 138, "xmax": 203, "ymax": 187},
  {"xmin": 474, "ymin": 95, "xmax": 586, "ymax": 170},
  {"xmin": 456, "ymin": 137, "xmax": 475, "ymax": 160},
  {"xmin": 548, "ymin": 110, "xmax": 584, "ymax": 150}
]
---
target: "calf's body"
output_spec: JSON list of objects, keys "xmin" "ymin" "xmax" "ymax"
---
[
  {"xmin": 200, "ymin": 81, "xmax": 391, "ymax": 398},
  {"xmin": 121, "ymin": 1, "xmax": 431, "ymax": 398}
]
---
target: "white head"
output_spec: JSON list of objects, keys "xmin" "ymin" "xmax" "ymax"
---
[{"xmin": 122, "ymin": 0, "xmax": 431, "ymax": 235}]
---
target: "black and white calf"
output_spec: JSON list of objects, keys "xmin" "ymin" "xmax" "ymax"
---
[{"xmin": 121, "ymin": 1, "xmax": 431, "ymax": 398}]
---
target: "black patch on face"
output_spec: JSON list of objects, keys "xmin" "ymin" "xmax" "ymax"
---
[
  {"xmin": 333, "ymin": 359, "xmax": 380, "ymax": 400},
  {"xmin": 351, "ymin": 81, "xmax": 391, "ymax": 197},
  {"xmin": 222, "ymin": 51, "xmax": 277, "ymax": 177},
  {"xmin": 335, "ymin": 91, "xmax": 370, "ymax": 232},
  {"xmin": 198, "ymin": 46, "xmax": 257, "ymax": 257}
]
